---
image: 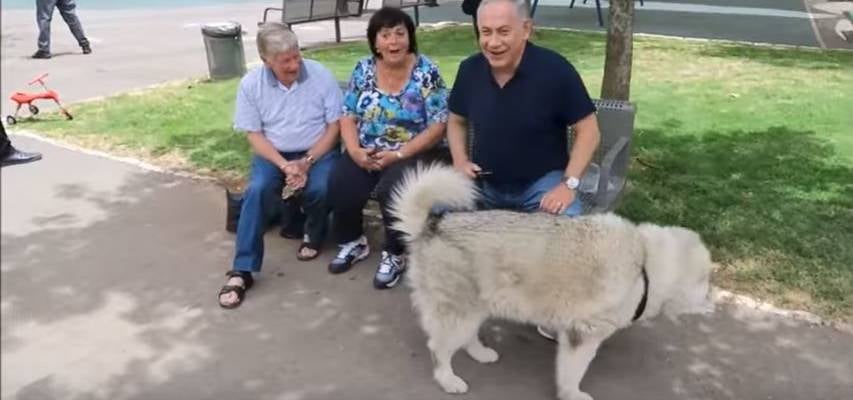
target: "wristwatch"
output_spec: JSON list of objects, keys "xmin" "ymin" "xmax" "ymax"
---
[{"xmin": 563, "ymin": 175, "xmax": 580, "ymax": 191}]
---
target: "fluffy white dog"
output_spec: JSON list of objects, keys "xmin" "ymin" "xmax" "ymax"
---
[{"xmin": 390, "ymin": 164, "xmax": 715, "ymax": 400}]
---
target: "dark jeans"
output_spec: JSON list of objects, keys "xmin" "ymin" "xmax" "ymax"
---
[
  {"xmin": 233, "ymin": 151, "xmax": 338, "ymax": 272},
  {"xmin": 37, "ymin": 0, "xmax": 89, "ymax": 52},
  {"xmin": 328, "ymin": 147, "xmax": 451, "ymax": 255}
]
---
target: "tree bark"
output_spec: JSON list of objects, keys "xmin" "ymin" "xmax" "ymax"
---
[{"xmin": 601, "ymin": 0, "xmax": 635, "ymax": 101}]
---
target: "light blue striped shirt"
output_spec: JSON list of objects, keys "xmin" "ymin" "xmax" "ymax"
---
[{"xmin": 233, "ymin": 59, "xmax": 342, "ymax": 152}]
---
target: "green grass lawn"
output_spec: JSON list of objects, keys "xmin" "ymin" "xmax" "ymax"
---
[{"xmin": 14, "ymin": 27, "xmax": 853, "ymax": 319}]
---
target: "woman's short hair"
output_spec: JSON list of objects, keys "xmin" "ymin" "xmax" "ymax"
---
[{"xmin": 367, "ymin": 7, "xmax": 418, "ymax": 58}]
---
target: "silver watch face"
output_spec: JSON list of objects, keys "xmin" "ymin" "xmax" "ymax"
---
[{"xmin": 565, "ymin": 176, "xmax": 580, "ymax": 190}]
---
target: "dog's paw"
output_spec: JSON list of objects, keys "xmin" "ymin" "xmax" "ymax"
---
[
  {"xmin": 436, "ymin": 373, "xmax": 469, "ymax": 394},
  {"xmin": 467, "ymin": 346, "xmax": 499, "ymax": 363},
  {"xmin": 559, "ymin": 390, "xmax": 593, "ymax": 400}
]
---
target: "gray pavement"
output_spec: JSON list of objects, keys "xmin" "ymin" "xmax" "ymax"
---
[{"xmin": 2, "ymin": 135, "xmax": 853, "ymax": 400}]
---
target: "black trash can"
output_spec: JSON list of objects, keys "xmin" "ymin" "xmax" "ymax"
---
[{"xmin": 201, "ymin": 22, "xmax": 246, "ymax": 80}]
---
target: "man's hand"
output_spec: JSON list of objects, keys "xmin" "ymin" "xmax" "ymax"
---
[
  {"xmin": 281, "ymin": 161, "xmax": 307, "ymax": 190},
  {"xmin": 540, "ymin": 183, "xmax": 576, "ymax": 215},
  {"xmin": 453, "ymin": 159, "xmax": 482, "ymax": 179}
]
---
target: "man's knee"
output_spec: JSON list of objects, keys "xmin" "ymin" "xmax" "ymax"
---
[
  {"xmin": 303, "ymin": 179, "xmax": 328, "ymax": 204},
  {"xmin": 244, "ymin": 175, "xmax": 279, "ymax": 199},
  {"xmin": 57, "ymin": 0, "xmax": 77, "ymax": 12}
]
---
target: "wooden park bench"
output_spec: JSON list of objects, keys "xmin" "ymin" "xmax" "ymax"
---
[{"xmin": 261, "ymin": 0, "xmax": 366, "ymax": 42}]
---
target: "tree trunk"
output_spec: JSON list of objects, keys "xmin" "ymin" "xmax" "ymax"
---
[{"xmin": 601, "ymin": 0, "xmax": 635, "ymax": 101}]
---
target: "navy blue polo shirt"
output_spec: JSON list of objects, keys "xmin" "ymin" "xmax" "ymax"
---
[{"xmin": 448, "ymin": 42, "xmax": 596, "ymax": 185}]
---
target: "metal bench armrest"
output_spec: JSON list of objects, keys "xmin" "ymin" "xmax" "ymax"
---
[
  {"xmin": 592, "ymin": 136, "xmax": 630, "ymax": 212},
  {"xmin": 262, "ymin": 7, "xmax": 285, "ymax": 23}
]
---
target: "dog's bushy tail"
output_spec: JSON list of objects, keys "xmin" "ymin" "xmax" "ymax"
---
[{"xmin": 390, "ymin": 163, "xmax": 478, "ymax": 240}]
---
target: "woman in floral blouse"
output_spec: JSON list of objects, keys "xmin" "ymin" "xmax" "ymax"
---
[{"xmin": 327, "ymin": 7, "xmax": 450, "ymax": 289}]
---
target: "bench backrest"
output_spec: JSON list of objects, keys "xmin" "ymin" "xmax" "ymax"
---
[
  {"xmin": 280, "ymin": 0, "xmax": 362, "ymax": 23},
  {"xmin": 382, "ymin": 0, "xmax": 431, "ymax": 8}
]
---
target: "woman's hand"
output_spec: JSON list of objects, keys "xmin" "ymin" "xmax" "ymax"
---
[
  {"xmin": 370, "ymin": 150, "xmax": 404, "ymax": 171},
  {"xmin": 351, "ymin": 147, "xmax": 382, "ymax": 171},
  {"xmin": 453, "ymin": 159, "xmax": 482, "ymax": 179}
]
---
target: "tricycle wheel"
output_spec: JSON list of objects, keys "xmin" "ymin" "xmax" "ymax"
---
[
  {"xmin": 5, "ymin": 115, "xmax": 16, "ymax": 125},
  {"xmin": 28, "ymin": 105, "xmax": 39, "ymax": 115}
]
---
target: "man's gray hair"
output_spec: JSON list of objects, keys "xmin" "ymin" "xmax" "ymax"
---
[
  {"xmin": 477, "ymin": 0, "xmax": 531, "ymax": 20},
  {"xmin": 257, "ymin": 22, "xmax": 299, "ymax": 60}
]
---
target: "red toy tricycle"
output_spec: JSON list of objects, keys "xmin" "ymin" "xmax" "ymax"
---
[{"xmin": 6, "ymin": 73, "xmax": 73, "ymax": 125}]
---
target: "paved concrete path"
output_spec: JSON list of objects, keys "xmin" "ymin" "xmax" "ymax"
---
[{"xmin": 2, "ymin": 135, "xmax": 852, "ymax": 400}]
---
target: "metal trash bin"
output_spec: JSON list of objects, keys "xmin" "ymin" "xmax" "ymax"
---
[{"xmin": 201, "ymin": 22, "xmax": 246, "ymax": 80}]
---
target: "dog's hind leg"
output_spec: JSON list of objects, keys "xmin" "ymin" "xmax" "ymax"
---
[
  {"xmin": 464, "ymin": 334, "xmax": 499, "ymax": 363},
  {"xmin": 424, "ymin": 312, "xmax": 484, "ymax": 394},
  {"xmin": 555, "ymin": 325, "xmax": 614, "ymax": 400}
]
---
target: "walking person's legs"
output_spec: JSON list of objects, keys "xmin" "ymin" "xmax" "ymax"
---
[
  {"xmin": 56, "ymin": 0, "xmax": 91, "ymax": 53},
  {"xmin": 34, "ymin": 0, "xmax": 57, "ymax": 58}
]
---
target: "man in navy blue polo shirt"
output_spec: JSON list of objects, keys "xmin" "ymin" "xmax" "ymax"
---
[{"xmin": 447, "ymin": 0, "xmax": 600, "ymax": 216}]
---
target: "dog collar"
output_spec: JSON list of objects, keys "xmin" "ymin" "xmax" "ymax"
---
[{"xmin": 632, "ymin": 268, "xmax": 649, "ymax": 321}]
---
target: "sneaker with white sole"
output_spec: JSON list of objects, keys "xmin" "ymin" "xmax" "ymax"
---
[
  {"xmin": 328, "ymin": 236, "xmax": 369, "ymax": 274},
  {"xmin": 373, "ymin": 251, "xmax": 406, "ymax": 289}
]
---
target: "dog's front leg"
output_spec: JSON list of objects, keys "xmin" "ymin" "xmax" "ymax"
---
[{"xmin": 555, "ymin": 327, "xmax": 606, "ymax": 400}]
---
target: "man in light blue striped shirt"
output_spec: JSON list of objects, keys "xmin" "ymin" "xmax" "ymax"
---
[{"xmin": 220, "ymin": 23, "xmax": 342, "ymax": 309}]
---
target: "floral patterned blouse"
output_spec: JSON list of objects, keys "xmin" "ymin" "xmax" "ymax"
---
[{"xmin": 342, "ymin": 55, "xmax": 449, "ymax": 151}]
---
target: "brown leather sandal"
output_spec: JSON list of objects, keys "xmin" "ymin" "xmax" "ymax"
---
[
  {"xmin": 296, "ymin": 242, "xmax": 321, "ymax": 261},
  {"xmin": 218, "ymin": 271, "xmax": 254, "ymax": 309}
]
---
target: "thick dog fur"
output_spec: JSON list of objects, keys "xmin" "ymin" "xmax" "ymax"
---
[{"xmin": 390, "ymin": 164, "xmax": 715, "ymax": 400}]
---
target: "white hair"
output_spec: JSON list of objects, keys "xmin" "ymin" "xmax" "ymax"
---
[
  {"xmin": 256, "ymin": 22, "xmax": 299, "ymax": 60},
  {"xmin": 477, "ymin": 0, "xmax": 531, "ymax": 21}
]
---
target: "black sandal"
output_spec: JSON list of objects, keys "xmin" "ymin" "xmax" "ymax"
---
[
  {"xmin": 218, "ymin": 271, "xmax": 254, "ymax": 309},
  {"xmin": 296, "ymin": 242, "xmax": 321, "ymax": 261}
]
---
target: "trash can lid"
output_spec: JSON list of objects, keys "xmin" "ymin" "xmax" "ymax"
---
[{"xmin": 202, "ymin": 21, "xmax": 242, "ymax": 38}]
